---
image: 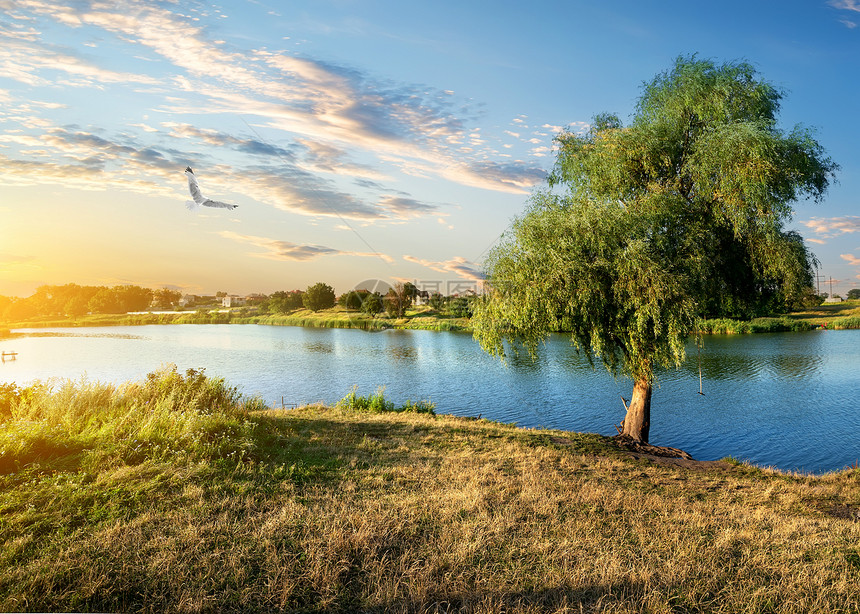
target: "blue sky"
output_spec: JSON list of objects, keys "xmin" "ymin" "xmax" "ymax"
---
[{"xmin": 1, "ymin": 0, "xmax": 859, "ymax": 298}]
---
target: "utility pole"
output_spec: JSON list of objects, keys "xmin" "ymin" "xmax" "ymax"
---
[{"xmin": 815, "ymin": 273, "xmax": 825, "ymax": 296}]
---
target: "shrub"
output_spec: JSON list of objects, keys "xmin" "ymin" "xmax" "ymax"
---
[
  {"xmin": 337, "ymin": 386, "xmax": 435, "ymax": 415},
  {"xmin": 832, "ymin": 316, "xmax": 860, "ymax": 330},
  {"xmin": 303, "ymin": 283, "xmax": 336, "ymax": 312}
]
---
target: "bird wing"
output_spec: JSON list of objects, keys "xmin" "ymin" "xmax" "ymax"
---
[
  {"xmin": 186, "ymin": 172, "xmax": 207, "ymax": 205},
  {"xmin": 202, "ymin": 199, "xmax": 238, "ymax": 210}
]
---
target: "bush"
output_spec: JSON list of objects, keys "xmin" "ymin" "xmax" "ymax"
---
[
  {"xmin": 0, "ymin": 366, "xmax": 268, "ymax": 473},
  {"xmin": 831, "ymin": 316, "xmax": 860, "ymax": 329},
  {"xmin": 0, "ymin": 383, "xmax": 22, "ymax": 419},
  {"xmin": 303, "ymin": 283, "xmax": 336, "ymax": 312},
  {"xmin": 338, "ymin": 290, "xmax": 369, "ymax": 311},
  {"xmin": 361, "ymin": 292, "xmax": 383, "ymax": 316},
  {"xmin": 449, "ymin": 296, "xmax": 474, "ymax": 318},
  {"xmin": 698, "ymin": 317, "xmax": 813, "ymax": 334},
  {"xmin": 337, "ymin": 386, "xmax": 435, "ymax": 415}
]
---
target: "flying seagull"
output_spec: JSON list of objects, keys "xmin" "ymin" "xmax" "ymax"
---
[{"xmin": 184, "ymin": 167, "xmax": 238, "ymax": 211}]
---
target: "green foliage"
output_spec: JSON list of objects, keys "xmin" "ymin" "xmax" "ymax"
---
[
  {"xmin": 698, "ymin": 317, "xmax": 813, "ymax": 334},
  {"xmin": 474, "ymin": 55, "xmax": 836, "ymax": 387},
  {"xmin": 449, "ymin": 296, "xmax": 475, "ymax": 318},
  {"xmin": 0, "ymin": 383, "xmax": 22, "ymax": 419},
  {"xmin": 337, "ymin": 386, "xmax": 435, "ymax": 415},
  {"xmin": 847, "ymin": 289, "xmax": 860, "ymax": 300},
  {"xmin": 429, "ymin": 292, "xmax": 446, "ymax": 311},
  {"xmin": 338, "ymin": 289, "xmax": 370, "ymax": 310},
  {"xmin": 302, "ymin": 283, "xmax": 336, "ymax": 312},
  {"xmin": 384, "ymin": 283, "xmax": 413, "ymax": 318},
  {"xmin": 268, "ymin": 290, "xmax": 304, "ymax": 313},
  {"xmin": 831, "ymin": 316, "xmax": 860, "ymax": 330},
  {"xmin": 0, "ymin": 366, "xmax": 267, "ymax": 474},
  {"xmin": 88, "ymin": 285, "xmax": 153, "ymax": 314},
  {"xmin": 152, "ymin": 288, "xmax": 182, "ymax": 310},
  {"xmin": 361, "ymin": 292, "xmax": 384, "ymax": 316}
]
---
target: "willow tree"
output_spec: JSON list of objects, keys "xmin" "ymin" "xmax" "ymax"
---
[{"xmin": 472, "ymin": 56, "xmax": 836, "ymax": 444}]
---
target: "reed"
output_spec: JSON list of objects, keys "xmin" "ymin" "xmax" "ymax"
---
[
  {"xmin": 830, "ymin": 316, "xmax": 860, "ymax": 330},
  {"xmin": 698, "ymin": 316, "xmax": 814, "ymax": 334}
]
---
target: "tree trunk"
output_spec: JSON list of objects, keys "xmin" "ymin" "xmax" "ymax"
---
[{"xmin": 621, "ymin": 377, "xmax": 652, "ymax": 443}]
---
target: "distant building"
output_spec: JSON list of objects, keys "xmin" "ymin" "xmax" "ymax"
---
[
  {"xmin": 413, "ymin": 290, "xmax": 430, "ymax": 306},
  {"xmin": 824, "ymin": 296, "xmax": 844, "ymax": 304},
  {"xmin": 222, "ymin": 295, "xmax": 246, "ymax": 308}
]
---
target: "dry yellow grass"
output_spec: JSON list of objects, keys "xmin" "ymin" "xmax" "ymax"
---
[
  {"xmin": 1, "ymin": 392, "xmax": 859, "ymax": 613},
  {"xmin": 785, "ymin": 300, "xmax": 860, "ymax": 327}
]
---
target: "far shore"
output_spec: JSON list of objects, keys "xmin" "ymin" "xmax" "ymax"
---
[{"xmin": 3, "ymin": 300, "xmax": 860, "ymax": 334}]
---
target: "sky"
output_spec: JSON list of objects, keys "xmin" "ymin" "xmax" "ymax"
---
[{"xmin": 1, "ymin": 0, "xmax": 859, "ymax": 299}]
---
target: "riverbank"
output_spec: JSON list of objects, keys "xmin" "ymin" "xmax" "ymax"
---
[
  {"xmin": 3, "ymin": 301, "xmax": 860, "ymax": 334},
  {"xmin": 0, "ymin": 305, "xmax": 472, "ymax": 332},
  {"xmin": 1, "ymin": 370, "xmax": 858, "ymax": 612}
]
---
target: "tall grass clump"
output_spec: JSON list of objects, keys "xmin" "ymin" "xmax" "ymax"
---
[
  {"xmin": 0, "ymin": 365, "xmax": 267, "ymax": 474},
  {"xmin": 699, "ymin": 316, "xmax": 813, "ymax": 334},
  {"xmin": 830, "ymin": 316, "xmax": 860, "ymax": 329},
  {"xmin": 337, "ymin": 385, "xmax": 435, "ymax": 415}
]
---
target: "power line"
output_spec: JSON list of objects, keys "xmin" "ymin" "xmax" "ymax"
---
[{"xmin": 237, "ymin": 117, "xmax": 394, "ymax": 270}]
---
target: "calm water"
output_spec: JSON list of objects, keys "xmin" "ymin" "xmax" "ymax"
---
[{"xmin": 1, "ymin": 324, "xmax": 858, "ymax": 474}]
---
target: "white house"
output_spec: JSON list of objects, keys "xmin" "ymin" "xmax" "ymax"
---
[{"xmin": 222, "ymin": 295, "xmax": 246, "ymax": 308}]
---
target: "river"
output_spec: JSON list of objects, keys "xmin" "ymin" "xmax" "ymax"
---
[{"xmin": 1, "ymin": 324, "xmax": 858, "ymax": 474}]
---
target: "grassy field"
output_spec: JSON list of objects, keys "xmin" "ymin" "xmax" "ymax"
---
[
  {"xmin": 1, "ymin": 370, "xmax": 858, "ymax": 613},
  {"xmin": 782, "ymin": 300, "xmax": 860, "ymax": 329}
]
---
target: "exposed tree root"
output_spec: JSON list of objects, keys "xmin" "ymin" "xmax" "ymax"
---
[{"xmin": 613, "ymin": 434, "xmax": 694, "ymax": 460}]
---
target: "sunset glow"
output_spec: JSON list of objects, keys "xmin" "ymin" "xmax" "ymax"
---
[{"xmin": 2, "ymin": 0, "xmax": 859, "ymax": 297}]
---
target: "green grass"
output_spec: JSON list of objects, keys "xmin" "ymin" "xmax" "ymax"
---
[
  {"xmin": 698, "ymin": 316, "xmax": 815, "ymax": 334},
  {"xmin": 336, "ymin": 385, "xmax": 436, "ymax": 415},
  {"xmin": 9, "ymin": 302, "xmax": 860, "ymax": 335},
  {"xmin": 1, "ymin": 370, "xmax": 859, "ymax": 612},
  {"xmin": 784, "ymin": 299, "xmax": 860, "ymax": 329},
  {"xmin": 2, "ymin": 305, "xmax": 472, "ymax": 332}
]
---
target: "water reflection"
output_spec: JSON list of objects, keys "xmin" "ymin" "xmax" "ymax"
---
[
  {"xmin": 303, "ymin": 342, "xmax": 333, "ymax": 354},
  {"xmin": 388, "ymin": 346, "xmax": 418, "ymax": 361},
  {"xmin": 685, "ymin": 334, "xmax": 824, "ymax": 381},
  {"xmin": 19, "ymin": 331, "xmax": 147, "ymax": 340}
]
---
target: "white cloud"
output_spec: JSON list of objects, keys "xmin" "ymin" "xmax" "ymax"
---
[
  {"xmin": 830, "ymin": 0, "xmax": 860, "ymax": 12},
  {"xmin": 377, "ymin": 195, "xmax": 438, "ymax": 218},
  {"xmin": 800, "ymin": 216, "xmax": 860, "ymax": 239},
  {"xmin": 0, "ymin": 35, "xmax": 158, "ymax": 87},
  {"xmin": 840, "ymin": 253, "xmax": 860, "ymax": 266},
  {"xmin": 220, "ymin": 231, "xmax": 394, "ymax": 263},
  {"xmin": 403, "ymin": 255, "xmax": 484, "ymax": 280}
]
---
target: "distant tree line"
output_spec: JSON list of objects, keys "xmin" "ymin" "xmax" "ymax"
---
[
  {"xmin": 0, "ymin": 284, "xmax": 182, "ymax": 321},
  {"xmin": 4, "ymin": 277, "xmax": 838, "ymax": 324},
  {"xmin": 261, "ymin": 281, "xmax": 479, "ymax": 318}
]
